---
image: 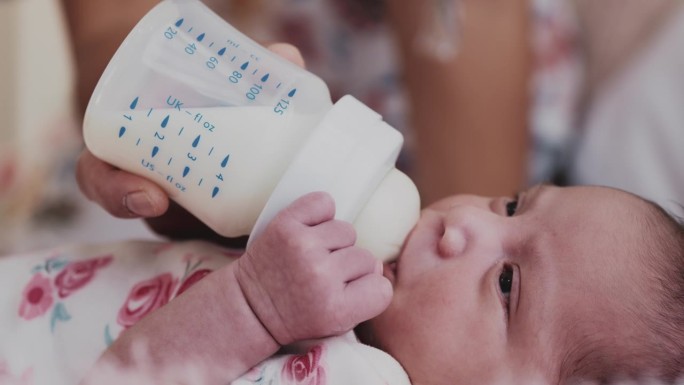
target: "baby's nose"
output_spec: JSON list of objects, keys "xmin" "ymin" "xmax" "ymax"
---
[
  {"xmin": 438, "ymin": 205, "xmax": 496, "ymax": 259},
  {"xmin": 438, "ymin": 225, "xmax": 467, "ymax": 258}
]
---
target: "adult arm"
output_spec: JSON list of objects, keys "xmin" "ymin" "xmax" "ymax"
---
[{"xmin": 386, "ymin": 0, "xmax": 532, "ymax": 204}]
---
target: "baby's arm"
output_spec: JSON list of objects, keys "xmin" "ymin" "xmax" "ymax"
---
[{"xmin": 80, "ymin": 192, "xmax": 392, "ymax": 385}]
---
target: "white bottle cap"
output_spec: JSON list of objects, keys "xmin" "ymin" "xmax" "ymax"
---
[{"xmin": 248, "ymin": 95, "xmax": 420, "ymax": 261}]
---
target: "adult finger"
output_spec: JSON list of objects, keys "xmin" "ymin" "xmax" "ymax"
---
[
  {"xmin": 76, "ymin": 149, "xmax": 169, "ymax": 218},
  {"xmin": 267, "ymin": 43, "xmax": 305, "ymax": 68}
]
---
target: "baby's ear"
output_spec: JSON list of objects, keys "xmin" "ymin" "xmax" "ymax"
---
[{"xmin": 267, "ymin": 43, "xmax": 306, "ymax": 69}]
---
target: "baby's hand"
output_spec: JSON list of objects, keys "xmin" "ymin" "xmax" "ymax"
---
[{"xmin": 235, "ymin": 192, "xmax": 393, "ymax": 346}]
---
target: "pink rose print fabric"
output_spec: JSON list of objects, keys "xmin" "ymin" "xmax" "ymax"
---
[
  {"xmin": 176, "ymin": 268, "xmax": 212, "ymax": 297},
  {"xmin": 117, "ymin": 273, "xmax": 178, "ymax": 328},
  {"xmin": 0, "ymin": 360, "xmax": 33, "ymax": 385},
  {"xmin": 18, "ymin": 255, "xmax": 112, "ymax": 330},
  {"xmin": 54, "ymin": 257, "xmax": 112, "ymax": 298},
  {"xmin": 281, "ymin": 345, "xmax": 326, "ymax": 385},
  {"xmin": 1, "ymin": 240, "xmax": 234, "ymax": 385},
  {"xmin": 3, "ymin": 240, "xmax": 409, "ymax": 385},
  {"xmin": 18, "ymin": 274, "xmax": 54, "ymax": 321},
  {"xmin": 231, "ymin": 334, "xmax": 410, "ymax": 385}
]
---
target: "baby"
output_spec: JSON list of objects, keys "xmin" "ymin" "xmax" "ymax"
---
[{"xmin": 78, "ymin": 184, "xmax": 683, "ymax": 384}]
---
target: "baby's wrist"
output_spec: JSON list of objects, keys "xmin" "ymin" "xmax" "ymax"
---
[
  {"xmin": 207, "ymin": 264, "xmax": 280, "ymax": 370},
  {"xmin": 233, "ymin": 256, "xmax": 296, "ymax": 346}
]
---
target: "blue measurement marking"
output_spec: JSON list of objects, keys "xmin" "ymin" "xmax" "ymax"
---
[
  {"xmin": 136, "ymin": 138, "xmax": 141, "ymax": 146},
  {"xmin": 198, "ymin": 178, "xmax": 203, "ymax": 186},
  {"xmin": 221, "ymin": 155, "xmax": 230, "ymax": 168},
  {"xmin": 240, "ymin": 61, "xmax": 249, "ymax": 70},
  {"xmin": 188, "ymin": 27, "xmax": 193, "ymax": 32},
  {"xmin": 161, "ymin": 115, "xmax": 170, "ymax": 128},
  {"xmin": 130, "ymin": 97, "xmax": 139, "ymax": 110},
  {"xmin": 124, "ymin": 114, "xmax": 132, "ymax": 121},
  {"xmin": 183, "ymin": 166, "xmax": 190, "ymax": 177},
  {"xmin": 175, "ymin": 18, "xmax": 184, "ymax": 27},
  {"xmin": 167, "ymin": 157, "xmax": 173, "ymax": 166},
  {"xmin": 209, "ymin": 42, "xmax": 214, "ymax": 47},
  {"xmin": 261, "ymin": 73, "xmax": 270, "ymax": 82},
  {"xmin": 119, "ymin": 127, "xmax": 126, "ymax": 138},
  {"xmin": 218, "ymin": 47, "xmax": 226, "ymax": 56},
  {"xmin": 276, "ymin": 82, "xmax": 282, "ymax": 88},
  {"xmin": 151, "ymin": 146, "xmax": 159, "ymax": 158},
  {"xmin": 208, "ymin": 147, "xmax": 214, "ymax": 156},
  {"xmin": 178, "ymin": 127, "xmax": 184, "ymax": 136},
  {"xmin": 288, "ymin": 89, "xmax": 297, "ymax": 97},
  {"xmin": 252, "ymin": 69, "xmax": 258, "ymax": 75},
  {"xmin": 212, "ymin": 187, "xmax": 220, "ymax": 198},
  {"xmin": 192, "ymin": 135, "xmax": 201, "ymax": 148},
  {"xmin": 147, "ymin": 108, "xmax": 153, "ymax": 117},
  {"xmin": 231, "ymin": 56, "xmax": 236, "ymax": 62},
  {"xmin": 185, "ymin": 111, "xmax": 192, "ymax": 116},
  {"xmin": 197, "ymin": 33, "xmax": 205, "ymax": 42}
]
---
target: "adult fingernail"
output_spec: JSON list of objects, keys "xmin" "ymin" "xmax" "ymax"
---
[{"xmin": 124, "ymin": 191, "xmax": 156, "ymax": 217}]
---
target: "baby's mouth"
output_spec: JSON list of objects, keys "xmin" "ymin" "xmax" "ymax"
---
[{"xmin": 383, "ymin": 259, "xmax": 398, "ymax": 285}]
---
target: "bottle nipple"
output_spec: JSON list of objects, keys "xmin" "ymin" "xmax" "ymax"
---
[{"xmin": 353, "ymin": 169, "xmax": 420, "ymax": 262}]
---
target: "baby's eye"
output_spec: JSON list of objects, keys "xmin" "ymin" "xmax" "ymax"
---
[
  {"xmin": 499, "ymin": 264, "xmax": 513, "ymax": 305},
  {"xmin": 505, "ymin": 199, "xmax": 518, "ymax": 217}
]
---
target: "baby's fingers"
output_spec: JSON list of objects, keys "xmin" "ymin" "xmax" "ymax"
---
[
  {"xmin": 341, "ymin": 273, "xmax": 393, "ymax": 327},
  {"xmin": 76, "ymin": 149, "xmax": 168, "ymax": 218},
  {"xmin": 280, "ymin": 191, "xmax": 336, "ymax": 227},
  {"xmin": 331, "ymin": 246, "xmax": 380, "ymax": 282}
]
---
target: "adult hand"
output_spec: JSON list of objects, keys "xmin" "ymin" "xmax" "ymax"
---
[
  {"xmin": 235, "ymin": 192, "xmax": 393, "ymax": 345},
  {"xmin": 75, "ymin": 43, "xmax": 305, "ymax": 245}
]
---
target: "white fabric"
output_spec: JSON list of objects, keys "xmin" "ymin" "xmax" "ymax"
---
[
  {"xmin": 232, "ymin": 333, "xmax": 410, "ymax": 385},
  {"xmin": 569, "ymin": 5, "xmax": 684, "ymax": 217},
  {"xmin": 0, "ymin": 240, "xmax": 409, "ymax": 385}
]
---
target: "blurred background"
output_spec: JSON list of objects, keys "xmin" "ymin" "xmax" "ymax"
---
[
  {"xmin": 0, "ymin": 0, "xmax": 682, "ymax": 254},
  {"xmin": 0, "ymin": 0, "xmax": 158, "ymax": 254}
]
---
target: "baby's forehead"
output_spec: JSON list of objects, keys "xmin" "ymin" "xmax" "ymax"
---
[{"xmin": 516, "ymin": 188, "xmax": 660, "ymax": 344}]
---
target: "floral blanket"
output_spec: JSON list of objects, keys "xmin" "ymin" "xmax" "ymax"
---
[{"xmin": 0, "ymin": 240, "xmax": 409, "ymax": 385}]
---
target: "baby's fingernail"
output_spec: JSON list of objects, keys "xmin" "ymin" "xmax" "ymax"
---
[
  {"xmin": 124, "ymin": 191, "xmax": 155, "ymax": 217},
  {"xmin": 375, "ymin": 260, "xmax": 383, "ymax": 274}
]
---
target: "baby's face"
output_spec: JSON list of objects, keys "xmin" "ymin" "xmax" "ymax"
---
[{"xmin": 359, "ymin": 185, "xmax": 653, "ymax": 384}]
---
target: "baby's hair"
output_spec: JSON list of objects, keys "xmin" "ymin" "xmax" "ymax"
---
[
  {"xmin": 644, "ymin": 202, "xmax": 684, "ymax": 382},
  {"xmin": 562, "ymin": 199, "xmax": 684, "ymax": 384}
]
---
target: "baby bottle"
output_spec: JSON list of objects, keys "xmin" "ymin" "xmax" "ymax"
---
[{"xmin": 83, "ymin": 0, "xmax": 420, "ymax": 261}]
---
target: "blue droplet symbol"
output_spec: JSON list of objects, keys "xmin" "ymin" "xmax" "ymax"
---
[
  {"xmin": 261, "ymin": 73, "xmax": 270, "ymax": 82},
  {"xmin": 183, "ymin": 166, "xmax": 190, "ymax": 177},
  {"xmin": 212, "ymin": 187, "xmax": 219, "ymax": 198},
  {"xmin": 197, "ymin": 33, "xmax": 205, "ymax": 42},
  {"xmin": 288, "ymin": 89, "xmax": 297, "ymax": 97},
  {"xmin": 221, "ymin": 155, "xmax": 230, "ymax": 168},
  {"xmin": 161, "ymin": 115, "xmax": 169, "ymax": 128},
  {"xmin": 218, "ymin": 47, "xmax": 226, "ymax": 56},
  {"xmin": 151, "ymin": 146, "xmax": 159, "ymax": 158},
  {"xmin": 129, "ymin": 97, "xmax": 139, "ymax": 110},
  {"xmin": 240, "ymin": 61, "xmax": 249, "ymax": 70},
  {"xmin": 118, "ymin": 126, "xmax": 126, "ymax": 138},
  {"xmin": 175, "ymin": 18, "xmax": 184, "ymax": 27},
  {"xmin": 192, "ymin": 135, "xmax": 201, "ymax": 148}
]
